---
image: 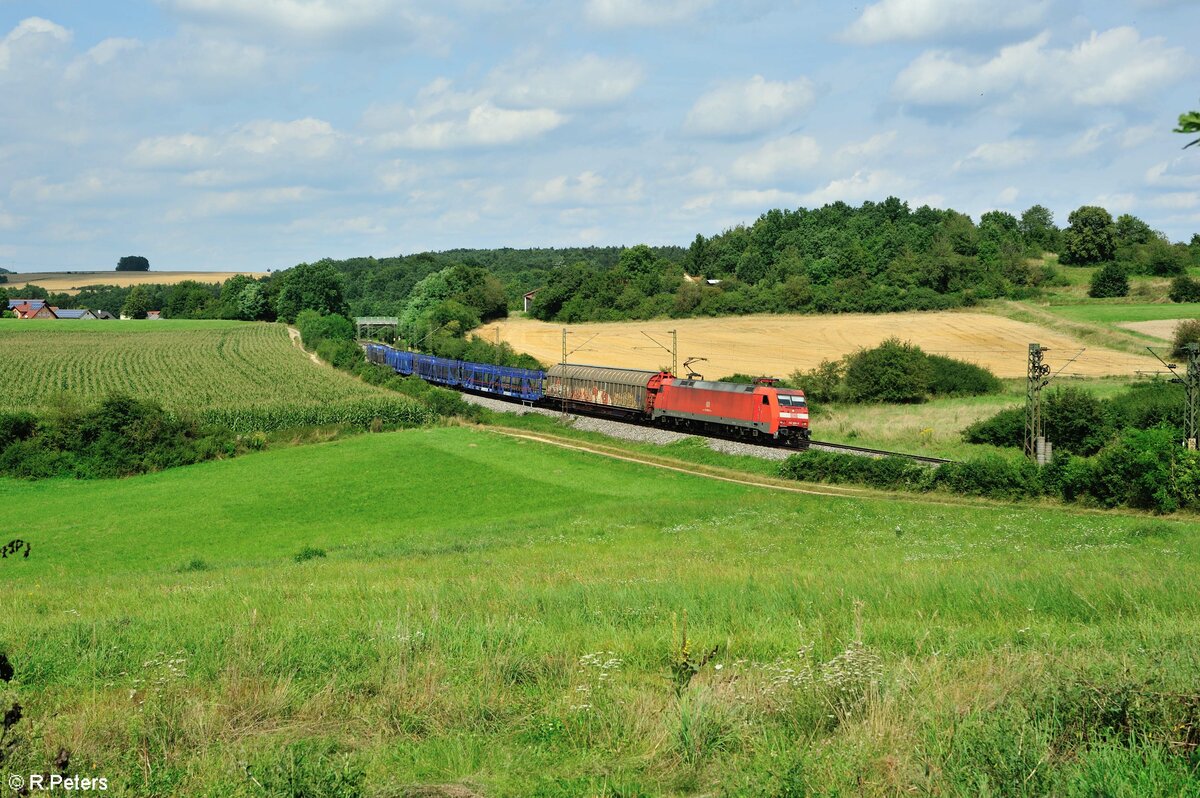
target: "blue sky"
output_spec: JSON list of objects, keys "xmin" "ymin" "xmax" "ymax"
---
[{"xmin": 1, "ymin": 0, "xmax": 1198, "ymax": 272}]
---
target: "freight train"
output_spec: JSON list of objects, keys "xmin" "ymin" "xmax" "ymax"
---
[{"xmin": 365, "ymin": 343, "xmax": 810, "ymax": 447}]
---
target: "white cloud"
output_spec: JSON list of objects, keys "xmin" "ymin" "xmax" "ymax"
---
[
  {"xmin": 1146, "ymin": 159, "xmax": 1200, "ymax": 189},
  {"xmin": 11, "ymin": 171, "xmax": 153, "ymax": 204},
  {"xmin": 1091, "ymin": 192, "xmax": 1136, "ymax": 213},
  {"xmin": 381, "ymin": 103, "xmax": 564, "ymax": 149},
  {"xmin": 283, "ymin": 214, "xmax": 388, "ymax": 235},
  {"xmin": 834, "ymin": 131, "xmax": 897, "ymax": 161},
  {"xmin": 131, "ymin": 133, "xmax": 216, "ymax": 168},
  {"xmin": 684, "ymin": 75, "xmax": 815, "ymax": 136},
  {"xmin": 532, "ymin": 171, "xmax": 605, "ymax": 204},
  {"xmin": 681, "ymin": 194, "xmax": 715, "ymax": 213},
  {"xmin": 130, "ymin": 118, "xmax": 339, "ymax": 168},
  {"xmin": 844, "ymin": 0, "xmax": 1047, "ymax": 45},
  {"xmin": 800, "ymin": 170, "xmax": 914, "ymax": 206},
  {"xmin": 167, "ymin": 186, "xmax": 318, "ymax": 220},
  {"xmin": 731, "ymin": 135, "xmax": 821, "ymax": 182},
  {"xmin": 160, "ymin": 0, "xmax": 441, "ymax": 47},
  {"xmin": 997, "ymin": 186, "xmax": 1019, "ymax": 204},
  {"xmin": 1066, "ymin": 124, "xmax": 1113, "ymax": 156},
  {"xmin": 80, "ymin": 37, "xmax": 140, "ymax": 67},
  {"xmin": 0, "ymin": 210, "xmax": 22, "ymax": 231},
  {"xmin": 584, "ymin": 0, "xmax": 713, "ymax": 28},
  {"xmin": 893, "ymin": 28, "xmax": 1189, "ymax": 113},
  {"xmin": 0, "ymin": 17, "xmax": 71, "ymax": 71},
  {"xmin": 683, "ymin": 166, "xmax": 726, "ymax": 190},
  {"xmin": 228, "ymin": 118, "xmax": 338, "ymax": 157},
  {"xmin": 366, "ymin": 79, "xmax": 566, "ymax": 150},
  {"xmin": 1120, "ymin": 125, "xmax": 1157, "ymax": 149},
  {"xmin": 1150, "ymin": 192, "xmax": 1199, "ymax": 209},
  {"xmin": 728, "ymin": 189, "xmax": 802, "ymax": 208},
  {"xmin": 494, "ymin": 54, "xmax": 643, "ymax": 110},
  {"xmin": 954, "ymin": 140, "xmax": 1037, "ymax": 171},
  {"xmin": 531, "ymin": 171, "xmax": 643, "ymax": 205}
]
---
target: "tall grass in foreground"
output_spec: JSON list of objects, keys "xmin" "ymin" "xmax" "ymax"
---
[{"xmin": 1, "ymin": 427, "xmax": 1198, "ymax": 796}]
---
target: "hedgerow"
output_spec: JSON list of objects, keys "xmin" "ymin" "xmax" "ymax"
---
[
  {"xmin": 0, "ymin": 396, "xmax": 239, "ymax": 479},
  {"xmin": 782, "ymin": 424, "xmax": 1200, "ymax": 513}
]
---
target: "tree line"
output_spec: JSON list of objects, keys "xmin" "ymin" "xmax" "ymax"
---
[
  {"xmin": 5, "ymin": 198, "xmax": 1197, "ymax": 333},
  {"xmin": 532, "ymin": 200, "xmax": 1200, "ymax": 322}
]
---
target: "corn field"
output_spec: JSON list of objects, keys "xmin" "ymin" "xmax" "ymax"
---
[{"xmin": 0, "ymin": 320, "xmax": 431, "ymax": 431}]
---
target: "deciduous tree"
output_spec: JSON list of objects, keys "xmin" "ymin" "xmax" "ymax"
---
[
  {"xmin": 116, "ymin": 256, "xmax": 150, "ymax": 272},
  {"xmin": 1061, "ymin": 206, "xmax": 1116, "ymax": 265}
]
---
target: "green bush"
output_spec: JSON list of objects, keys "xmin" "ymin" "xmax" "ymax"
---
[
  {"xmin": 0, "ymin": 412, "xmax": 38, "ymax": 450},
  {"xmin": 294, "ymin": 546, "xmax": 327, "ymax": 563},
  {"xmin": 1106, "ymin": 381, "xmax": 1183, "ymax": 433},
  {"xmin": 963, "ymin": 406, "xmax": 1024, "ymax": 447},
  {"xmin": 965, "ymin": 382, "xmax": 1179, "ymax": 454},
  {"xmin": 931, "ymin": 455, "xmax": 1042, "ymax": 499},
  {"xmin": 1043, "ymin": 386, "xmax": 1112, "ymax": 456},
  {"xmin": 790, "ymin": 359, "xmax": 845, "ymax": 403},
  {"xmin": 315, "ymin": 338, "xmax": 364, "ymax": 370},
  {"xmin": 927, "ymin": 354, "xmax": 1003, "ymax": 397},
  {"xmin": 1083, "ymin": 426, "xmax": 1193, "ymax": 512},
  {"xmin": 1168, "ymin": 275, "xmax": 1200, "ymax": 303},
  {"xmin": 1088, "ymin": 262, "xmax": 1129, "ymax": 298},
  {"xmin": 384, "ymin": 375, "xmax": 482, "ymax": 421},
  {"xmin": 779, "ymin": 450, "xmax": 929, "ymax": 491},
  {"xmin": 296, "ymin": 310, "xmax": 354, "ymax": 348},
  {"xmin": 797, "ymin": 344, "xmax": 999, "ymax": 405},
  {"xmin": 844, "ymin": 338, "xmax": 933, "ymax": 403},
  {"xmin": 0, "ymin": 396, "xmax": 241, "ymax": 480},
  {"xmin": 1170, "ymin": 319, "xmax": 1200, "ymax": 360}
]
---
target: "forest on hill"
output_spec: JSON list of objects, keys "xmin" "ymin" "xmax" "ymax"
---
[{"xmin": 6, "ymin": 199, "xmax": 1197, "ymax": 339}]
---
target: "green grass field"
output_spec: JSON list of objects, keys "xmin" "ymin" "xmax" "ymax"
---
[
  {"xmin": 1046, "ymin": 303, "xmax": 1200, "ymax": 324},
  {"xmin": 0, "ymin": 320, "xmax": 426, "ymax": 431},
  {"xmin": 2, "ymin": 426, "xmax": 1198, "ymax": 796}
]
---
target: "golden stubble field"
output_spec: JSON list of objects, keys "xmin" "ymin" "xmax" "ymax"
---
[
  {"xmin": 1118, "ymin": 320, "xmax": 1177, "ymax": 341},
  {"xmin": 480, "ymin": 312, "xmax": 1156, "ymax": 379},
  {"xmin": 5, "ymin": 271, "xmax": 267, "ymax": 293}
]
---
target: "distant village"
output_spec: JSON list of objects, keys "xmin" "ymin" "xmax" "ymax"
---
[{"xmin": 5, "ymin": 299, "xmax": 160, "ymax": 321}]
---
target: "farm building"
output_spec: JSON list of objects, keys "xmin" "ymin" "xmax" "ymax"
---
[
  {"xmin": 7, "ymin": 299, "xmax": 46, "ymax": 311},
  {"xmin": 146, "ymin": 310, "xmax": 161, "ymax": 320},
  {"xmin": 53, "ymin": 308, "xmax": 98, "ymax": 320},
  {"xmin": 11, "ymin": 302, "xmax": 57, "ymax": 319},
  {"xmin": 523, "ymin": 289, "xmax": 541, "ymax": 313}
]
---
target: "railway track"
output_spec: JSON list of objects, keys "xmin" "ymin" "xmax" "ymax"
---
[
  {"xmin": 459, "ymin": 388, "xmax": 957, "ymax": 466},
  {"xmin": 807, "ymin": 440, "xmax": 954, "ymax": 465},
  {"xmin": 362, "ymin": 342, "xmax": 956, "ymax": 466}
]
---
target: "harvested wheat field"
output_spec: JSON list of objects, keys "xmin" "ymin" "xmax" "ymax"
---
[
  {"xmin": 5, "ymin": 270, "xmax": 266, "ymax": 293},
  {"xmin": 480, "ymin": 312, "xmax": 1156, "ymax": 379},
  {"xmin": 1118, "ymin": 320, "xmax": 1183, "ymax": 341}
]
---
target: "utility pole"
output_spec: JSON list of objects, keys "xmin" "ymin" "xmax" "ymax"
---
[
  {"xmin": 561, "ymin": 328, "xmax": 567, "ymax": 365},
  {"xmin": 1024, "ymin": 343, "xmax": 1051, "ymax": 464},
  {"xmin": 1186, "ymin": 343, "xmax": 1200, "ymax": 450},
  {"xmin": 638, "ymin": 329, "xmax": 678, "ymax": 375},
  {"xmin": 1145, "ymin": 343, "xmax": 1199, "ymax": 450}
]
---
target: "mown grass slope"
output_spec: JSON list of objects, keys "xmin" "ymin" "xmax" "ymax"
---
[
  {"xmin": 0, "ymin": 320, "xmax": 426, "ymax": 431},
  {"xmin": 2, "ymin": 426, "xmax": 1197, "ymax": 796}
]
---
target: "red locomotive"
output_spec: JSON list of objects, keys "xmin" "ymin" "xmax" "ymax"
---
[
  {"xmin": 544, "ymin": 363, "xmax": 809, "ymax": 447},
  {"xmin": 654, "ymin": 376, "xmax": 809, "ymax": 446}
]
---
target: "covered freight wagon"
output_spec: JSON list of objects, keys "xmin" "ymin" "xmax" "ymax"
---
[{"xmin": 543, "ymin": 363, "xmax": 669, "ymax": 414}]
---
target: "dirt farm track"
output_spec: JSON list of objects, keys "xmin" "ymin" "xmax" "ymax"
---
[
  {"xmin": 480, "ymin": 312, "xmax": 1155, "ymax": 379},
  {"xmin": 4, "ymin": 271, "xmax": 267, "ymax": 293}
]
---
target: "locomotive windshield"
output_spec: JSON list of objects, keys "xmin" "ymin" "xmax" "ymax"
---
[{"xmin": 777, "ymin": 394, "xmax": 807, "ymax": 407}]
